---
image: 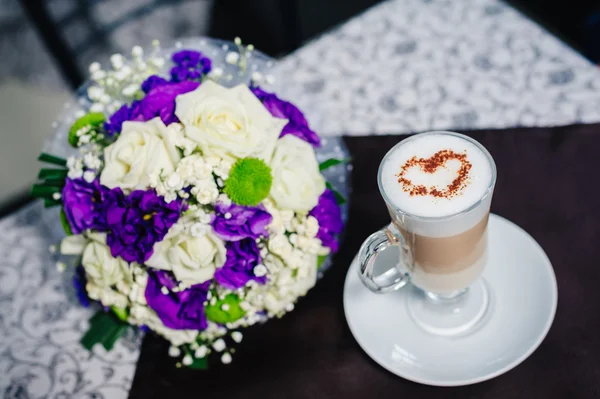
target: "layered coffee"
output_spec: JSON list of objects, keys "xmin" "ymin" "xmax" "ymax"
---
[{"xmin": 380, "ymin": 133, "xmax": 494, "ymax": 294}]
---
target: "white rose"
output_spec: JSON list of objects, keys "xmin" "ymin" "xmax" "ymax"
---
[
  {"xmin": 81, "ymin": 233, "xmax": 133, "ymax": 308},
  {"xmin": 81, "ymin": 233, "xmax": 129, "ymax": 288},
  {"xmin": 119, "ymin": 264, "xmax": 148, "ymax": 305},
  {"xmin": 101, "ymin": 117, "xmax": 181, "ymax": 191},
  {"xmin": 175, "ymin": 80, "xmax": 287, "ymax": 161},
  {"xmin": 60, "ymin": 234, "xmax": 87, "ymax": 255},
  {"xmin": 147, "ymin": 227, "xmax": 226, "ymax": 286},
  {"xmin": 87, "ymin": 281, "xmax": 130, "ymax": 308},
  {"xmin": 269, "ymin": 135, "xmax": 326, "ymax": 212}
]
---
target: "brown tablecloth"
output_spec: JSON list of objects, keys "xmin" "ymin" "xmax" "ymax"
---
[{"xmin": 130, "ymin": 125, "xmax": 600, "ymax": 398}]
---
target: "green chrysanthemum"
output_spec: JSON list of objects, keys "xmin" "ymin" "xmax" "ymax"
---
[
  {"xmin": 224, "ymin": 157, "xmax": 272, "ymax": 206},
  {"xmin": 205, "ymin": 293, "xmax": 246, "ymax": 324},
  {"xmin": 68, "ymin": 112, "xmax": 105, "ymax": 147}
]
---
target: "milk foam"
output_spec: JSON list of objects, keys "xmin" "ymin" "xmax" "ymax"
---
[{"xmin": 381, "ymin": 134, "xmax": 493, "ymax": 218}]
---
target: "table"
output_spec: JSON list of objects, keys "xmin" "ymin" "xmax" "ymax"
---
[
  {"xmin": 130, "ymin": 125, "xmax": 600, "ymax": 398},
  {"xmin": 0, "ymin": 204, "xmax": 140, "ymax": 397},
  {"xmin": 4, "ymin": 0, "xmax": 600, "ymax": 396}
]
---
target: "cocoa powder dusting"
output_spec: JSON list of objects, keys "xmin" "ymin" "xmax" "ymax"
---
[{"xmin": 395, "ymin": 149, "xmax": 472, "ymax": 198}]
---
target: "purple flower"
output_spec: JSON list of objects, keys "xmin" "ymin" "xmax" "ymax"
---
[
  {"xmin": 103, "ymin": 81, "xmax": 199, "ymax": 134},
  {"xmin": 103, "ymin": 188, "xmax": 184, "ymax": 264},
  {"xmin": 211, "ymin": 202, "xmax": 272, "ymax": 242},
  {"xmin": 103, "ymin": 102, "xmax": 143, "ymax": 136},
  {"xmin": 145, "ymin": 270, "xmax": 210, "ymax": 330},
  {"xmin": 252, "ymin": 86, "xmax": 321, "ymax": 147},
  {"xmin": 136, "ymin": 80, "xmax": 199, "ymax": 125},
  {"xmin": 141, "ymin": 75, "xmax": 168, "ymax": 93},
  {"xmin": 170, "ymin": 50, "xmax": 212, "ymax": 82},
  {"xmin": 73, "ymin": 265, "xmax": 90, "ymax": 307},
  {"xmin": 309, "ymin": 189, "xmax": 343, "ymax": 253},
  {"xmin": 170, "ymin": 63, "xmax": 211, "ymax": 82},
  {"xmin": 172, "ymin": 50, "xmax": 202, "ymax": 66},
  {"xmin": 170, "ymin": 66, "xmax": 202, "ymax": 82},
  {"xmin": 171, "ymin": 50, "xmax": 212, "ymax": 82},
  {"xmin": 62, "ymin": 178, "xmax": 108, "ymax": 234},
  {"xmin": 215, "ymin": 239, "xmax": 266, "ymax": 289}
]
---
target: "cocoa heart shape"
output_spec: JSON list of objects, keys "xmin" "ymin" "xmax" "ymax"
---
[{"xmin": 395, "ymin": 149, "xmax": 472, "ymax": 198}]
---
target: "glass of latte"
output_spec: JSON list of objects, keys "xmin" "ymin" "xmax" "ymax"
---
[{"xmin": 358, "ymin": 131, "xmax": 496, "ymax": 336}]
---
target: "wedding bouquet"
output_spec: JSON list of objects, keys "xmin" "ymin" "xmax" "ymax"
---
[{"xmin": 32, "ymin": 39, "xmax": 346, "ymax": 368}]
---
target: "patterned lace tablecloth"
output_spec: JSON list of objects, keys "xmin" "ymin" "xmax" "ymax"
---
[
  {"xmin": 273, "ymin": 0, "xmax": 600, "ymax": 136},
  {"xmin": 0, "ymin": 203, "xmax": 141, "ymax": 398}
]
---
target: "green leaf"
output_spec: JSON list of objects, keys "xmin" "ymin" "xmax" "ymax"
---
[
  {"xmin": 80, "ymin": 331, "xmax": 99, "ymax": 351},
  {"xmin": 38, "ymin": 153, "xmax": 67, "ymax": 167},
  {"xmin": 98, "ymin": 322, "xmax": 121, "ymax": 350},
  {"xmin": 325, "ymin": 182, "xmax": 347, "ymax": 205},
  {"xmin": 59, "ymin": 208, "xmax": 73, "ymax": 235},
  {"xmin": 80, "ymin": 310, "xmax": 128, "ymax": 351},
  {"xmin": 317, "ymin": 255, "xmax": 328, "ymax": 269},
  {"xmin": 89, "ymin": 310, "xmax": 105, "ymax": 325},
  {"xmin": 81, "ymin": 315, "xmax": 107, "ymax": 350},
  {"xmin": 319, "ymin": 158, "xmax": 349, "ymax": 171},
  {"xmin": 102, "ymin": 325, "xmax": 127, "ymax": 351},
  {"xmin": 44, "ymin": 198, "xmax": 61, "ymax": 208},
  {"xmin": 38, "ymin": 168, "xmax": 68, "ymax": 179},
  {"xmin": 42, "ymin": 177, "xmax": 67, "ymax": 187},
  {"xmin": 69, "ymin": 112, "xmax": 105, "ymax": 147},
  {"xmin": 205, "ymin": 293, "xmax": 246, "ymax": 324},
  {"xmin": 110, "ymin": 306, "xmax": 129, "ymax": 322},
  {"xmin": 188, "ymin": 356, "xmax": 208, "ymax": 369},
  {"xmin": 31, "ymin": 184, "xmax": 61, "ymax": 198}
]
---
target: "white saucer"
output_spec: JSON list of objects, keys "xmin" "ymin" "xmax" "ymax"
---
[{"xmin": 343, "ymin": 214, "xmax": 558, "ymax": 386}]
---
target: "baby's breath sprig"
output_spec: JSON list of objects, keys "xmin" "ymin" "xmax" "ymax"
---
[
  {"xmin": 87, "ymin": 40, "xmax": 166, "ymax": 114},
  {"xmin": 68, "ymin": 112, "xmax": 107, "ymax": 148},
  {"xmin": 225, "ymin": 37, "xmax": 255, "ymax": 75}
]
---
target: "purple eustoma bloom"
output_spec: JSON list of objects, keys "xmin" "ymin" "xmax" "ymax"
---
[
  {"xmin": 309, "ymin": 189, "xmax": 344, "ymax": 253},
  {"xmin": 73, "ymin": 265, "xmax": 90, "ymax": 307},
  {"xmin": 170, "ymin": 50, "xmax": 212, "ymax": 82},
  {"xmin": 62, "ymin": 178, "xmax": 108, "ymax": 234},
  {"xmin": 103, "ymin": 103, "xmax": 140, "ymax": 136},
  {"xmin": 215, "ymin": 238, "xmax": 266, "ymax": 289},
  {"xmin": 211, "ymin": 202, "xmax": 272, "ymax": 242},
  {"xmin": 136, "ymin": 80, "xmax": 199, "ymax": 125},
  {"xmin": 103, "ymin": 80, "xmax": 198, "ymax": 134},
  {"xmin": 145, "ymin": 270, "xmax": 210, "ymax": 330},
  {"xmin": 251, "ymin": 86, "xmax": 321, "ymax": 147},
  {"xmin": 141, "ymin": 75, "xmax": 168, "ymax": 93},
  {"xmin": 103, "ymin": 188, "xmax": 184, "ymax": 264},
  {"xmin": 170, "ymin": 66, "xmax": 202, "ymax": 82},
  {"xmin": 172, "ymin": 50, "xmax": 202, "ymax": 66}
]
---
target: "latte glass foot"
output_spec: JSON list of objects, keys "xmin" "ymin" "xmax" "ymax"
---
[{"xmin": 406, "ymin": 279, "xmax": 490, "ymax": 337}]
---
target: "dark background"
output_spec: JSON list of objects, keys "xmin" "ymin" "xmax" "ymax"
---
[
  {"xmin": 21, "ymin": 0, "xmax": 600, "ymax": 92},
  {"xmin": 210, "ymin": 0, "xmax": 600, "ymax": 61}
]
